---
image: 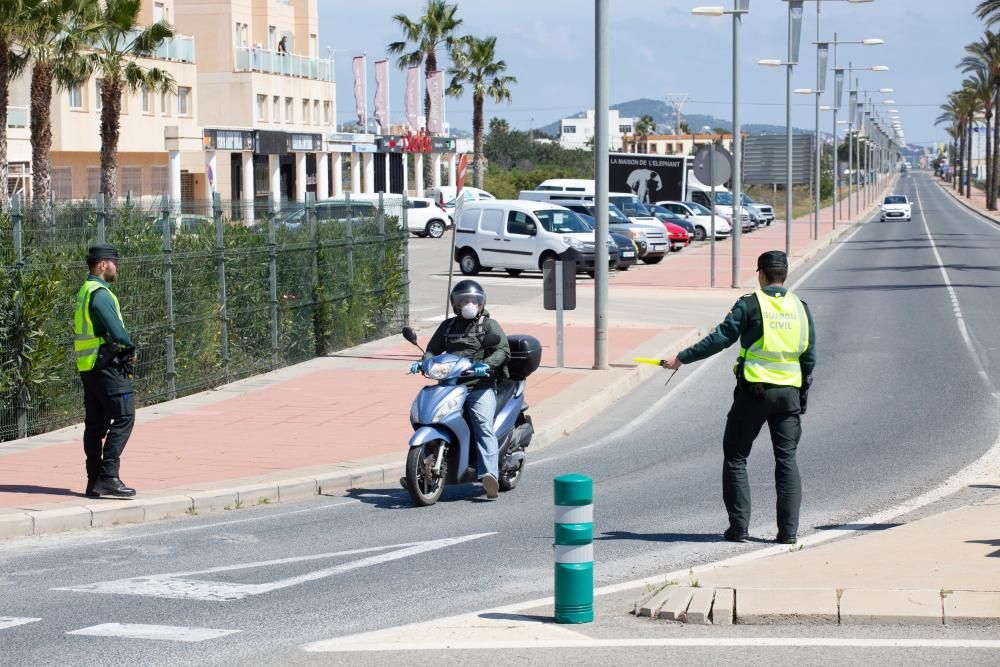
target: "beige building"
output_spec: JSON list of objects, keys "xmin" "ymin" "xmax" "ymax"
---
[{"xmin": 622, "ymin": 132, "xmax": 735, "ymax": 156}]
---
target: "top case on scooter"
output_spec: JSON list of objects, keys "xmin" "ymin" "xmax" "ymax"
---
[{"xmin": 507, "ymin": 335, "xmax": 542, "ymax": 381}]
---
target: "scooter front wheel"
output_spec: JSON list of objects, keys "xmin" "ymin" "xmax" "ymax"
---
[{"xmin": 405, "ymin": 441, "xmax": 446, "ymax": 506}]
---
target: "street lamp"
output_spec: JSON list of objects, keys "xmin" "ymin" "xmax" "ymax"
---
[
  {"xmin": 692, "ymin": 0, "xmax": 750, "ymax": 288},
  {"xmin": 839, "ymin": 63, "xmax": 888, "ymax": 216}
]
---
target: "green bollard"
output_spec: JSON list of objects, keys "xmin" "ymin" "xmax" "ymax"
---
[{"xmin": 554, "ymin": 473, "xmax": 593, "ymax": 623}]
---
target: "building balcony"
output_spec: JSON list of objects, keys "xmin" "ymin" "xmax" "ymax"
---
[
  {"xmin": 234, "ymin": 47, "xmax": 334, "ymax": 82},
  {"xmin": 127, "ymin": 31, "xmax": 196, "ymax": 63}
]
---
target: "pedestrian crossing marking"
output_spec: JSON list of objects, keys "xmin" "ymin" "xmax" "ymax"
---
[
  {"xmin": 67, "ymin": 623, "xmax": 239, "ymax": 642},
  {"xmin": 0, "ymin": 617, "xmax": 41, "ymax": 631}
]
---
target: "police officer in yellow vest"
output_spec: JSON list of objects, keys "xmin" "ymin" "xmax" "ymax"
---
[
  {"xmin": 75, "ymin": 243, "xmax": 137, "ymax": 498},
  {"xmin": 663, "ymin": 251, "xmax": 815, "ymax": 544}
]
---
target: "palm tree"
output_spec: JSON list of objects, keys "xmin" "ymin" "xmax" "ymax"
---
[
  {"xmin": 633, "ymin": 114, "xmax": 656, "ymax": 154},
  {"xmin": 447, "ymin": 36, "xmax": 515, "ymax": 188},
  {"xmin": 962, "ymin": 71, "xmax": 993, "ymax": 204},
  {"xmin": 80, "ymin": 0, "xmax": 174, "ymax": 201},
  {"xmin": 976, "ymin": 0, "xmax": 1000, "ymax": 25},
  {"xmin": 19, "ymin": 0, "xmax": 91, "ymax": 213},
  {"xmin": 959, "ymin": 31, "xmax": 1000, "ymax": 210},
  {"xmin": 937, "ymin": 93, "xmax": 965, "ymax": 190}
]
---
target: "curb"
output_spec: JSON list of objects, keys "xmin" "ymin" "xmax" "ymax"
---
[
  {"xmin": 0, "ymin": 189, "xmax": 892, "ymax": 541},
  {"xmin": 933, "ymin": 180, "xmax": 1000, "ymax": 228}
]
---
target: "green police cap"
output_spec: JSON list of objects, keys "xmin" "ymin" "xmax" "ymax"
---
[
  {"xmin": 756, "ymin": 250, "xmax": 788, "ymax": 270},
  {"xmin": 87, "ymin": 243, "xmax": 120, "ymax": 262}
]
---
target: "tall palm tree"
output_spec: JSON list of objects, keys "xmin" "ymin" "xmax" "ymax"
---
[
  {"xmin": 80, "ymin": 0, "xmax": 174, "ymax": 201},
  {"xmin": 962, "ymin": 70, "xmax": 993, "ymax": 205},
  {"xmin": 388, "ymin": 1, "xmax": 463, "ymax": 188},
  {"xmin": 937, "ymin": 93, "xmax": 965, "ymax": 191},
  {"xmin": 633, "ymin": 114, "xmax": 656, "ymax": 154},
  {"xmin": 19, "ymin": 0, "xmax": 91, "ymax": 213},
  {"xmin": 446, "ymin": 36, "xmax": 515, "ymax": 188},
  {"xmin": 960, "ymin": 32, "xmax": 1000, "ymax": 208},
  {"xmin": 976, "ymin": 0, "xmax": 1000, "ymax": 25},
  {"xmin": 0, "ymin": 0, "xmax": 29, "ymax": 209}
]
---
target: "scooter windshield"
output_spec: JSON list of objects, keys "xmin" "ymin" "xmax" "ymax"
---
[{"xmin": 422, "ymin": 353, "xmax": 472, "ymax": 381}]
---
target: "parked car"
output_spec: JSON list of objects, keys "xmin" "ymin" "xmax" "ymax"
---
[
  {"xmin": 880, "ymin": 194, "xmax": 912, "ymax": 222},
  {"xmin": 453, "ymin": 200, "xmax": 618, "ymax": 278},
  {"xmin": 576, "ymin": 212, "xmax": 639, "ymax": 271},
  {"xmin": 405, "ymin": 197, "xmax": 452, "ymax": 238},
  {"xmin": 427, "ymin": 185, "xmax": 496, "ymax": 211},
  {"xmin": 655, "ymin": 200, "xmax": 732, "ymax": 240},
  {"xmin": 740, "ymin": 193, "xmax": 775, "ymax": 224},
  {"xmin": 689, "ymin": 189, "xmax": 754, "ymax": 232},
  {"xmin": 648, "ymin": 205, "xmax": 696, "ymax": 236},
  {"xmin": 662, "ymin": 221, "xmax": 691, "ymax": 251},
  {"xmin": 276, "ymin": 199, "xmax": 380, "ymax": 228}
]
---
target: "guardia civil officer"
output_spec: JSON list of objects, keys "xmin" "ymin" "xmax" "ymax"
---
[
  {"xmin": 663, "ymin": 251, "xmax": 815, "ymax": 544},
  {"xmin": 75, "ymin": 243, "xmax": 137, "ymax": 498}
]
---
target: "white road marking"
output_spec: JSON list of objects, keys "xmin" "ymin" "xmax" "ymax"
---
[
  {"xmin": 67, "ymin": 623, "xmax": 239, "ymax": 642},
  {"xmin": 914, "ymin": 179, "xmax": 996, "ymax": 393},
  {"xmin": 54, "ymin": 532, "xmax": 495, "ymax": 601},
  {"xmin": 306, "ymin": 637, "xmax": 1000, "ymax": 653},
  {"xmin": 0, "ymin": 617, "xmax": 41, "ymax": 631}
]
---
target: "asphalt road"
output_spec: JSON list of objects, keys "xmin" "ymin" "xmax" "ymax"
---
[{"xmin": 1, "ymin": 172, "xmax": 998, "ymax": 665}]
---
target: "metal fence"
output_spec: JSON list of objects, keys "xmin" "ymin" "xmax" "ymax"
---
[{"xmin": 0, "ymin": 193, "xmax": 409, "ymax": 442}]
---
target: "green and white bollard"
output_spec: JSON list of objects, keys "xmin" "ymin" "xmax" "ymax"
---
[{"xmin": 554, "ymin": 473, "xmax": 593, "ymax": 624}]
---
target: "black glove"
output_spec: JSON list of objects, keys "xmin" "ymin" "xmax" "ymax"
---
[{"xmin": 799, "ymin": 375, "xmax": 812, "ymax": 415}]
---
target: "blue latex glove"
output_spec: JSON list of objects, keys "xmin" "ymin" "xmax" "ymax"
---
[
  {"xmin": 472, "ymin": 363, "xmax": 490, "ymax": 378},
  {"xmin": 409, "ymin": 361, "xmax": 422, "ymax": 374}
]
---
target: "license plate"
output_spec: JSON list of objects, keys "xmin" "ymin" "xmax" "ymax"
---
[
  {"xmin": 651, "ymin": 244, "xmax": 666, "ymax": 250},
  {"xmin": 622, "ymin": 251, "xmax": 635, "ymax": 257}
]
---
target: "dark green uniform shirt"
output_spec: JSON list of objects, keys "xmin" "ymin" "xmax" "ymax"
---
[
  {"xmin": 424, "ymin": 309, "xmax": 511, "ymax": 387},
  {"xmin": 83, "ymin": 275, "xmax": 134, "ymax": 395},
  {"xmin": 678, "ymin": 285, "xmax": 816, "ymax": 380}
]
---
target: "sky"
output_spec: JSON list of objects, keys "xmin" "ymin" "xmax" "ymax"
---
[{"xmin": 321, "ymin": 1, "xmax": 988, "ymax": 147}]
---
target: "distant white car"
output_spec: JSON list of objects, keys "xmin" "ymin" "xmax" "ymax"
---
[
  {"xmin": 655, "ymin": 200, "xmax": 732, "ymax": 241},
  {"xmin": 406, "ymin": 197, "xmax": 452, "ymax": 238},
  {"xmin": 880, "ymin": 194, "xmax": 912, "ymax": 222}
]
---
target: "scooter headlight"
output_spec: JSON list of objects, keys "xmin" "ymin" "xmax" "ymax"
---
[
  {"xmin": 428, "ymin": 361, "xmax": 455, "ymax": 380},
  {"xmin": 431, "ymin": 392, "xmax": 463, "ymax": 423}
]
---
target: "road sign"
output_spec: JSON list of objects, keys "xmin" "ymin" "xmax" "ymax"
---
[{"xmin": 693, "ymin": 145, "xmax": 732, "ymax": 187}]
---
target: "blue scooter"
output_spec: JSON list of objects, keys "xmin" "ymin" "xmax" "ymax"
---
[{"xmin": 401, "ymin": 326, "xmax": 541, "ymax": 506}]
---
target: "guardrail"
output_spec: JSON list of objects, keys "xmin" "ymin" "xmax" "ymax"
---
[{"xmin": 234, "ymin": 47, "xmax": 334, "ymax": 82}]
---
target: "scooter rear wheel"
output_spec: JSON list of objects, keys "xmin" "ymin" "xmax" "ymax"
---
[{"xmin": 405, "ymin": 441, "xmax": 446, "ymax": 506}]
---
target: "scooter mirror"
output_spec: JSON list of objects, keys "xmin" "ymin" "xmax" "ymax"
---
[{"xmin": 402, "ymin": 327, "xmax": 418, "ymax": 345}]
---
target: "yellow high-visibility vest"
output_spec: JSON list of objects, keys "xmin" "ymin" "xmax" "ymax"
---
[
  {"xmin": 74, "ymin": 280, "xmax": 123, "ymax": 372},
  {"xmin": 739, "ymin": 290, "xmax": 809, "ymax": 388}
]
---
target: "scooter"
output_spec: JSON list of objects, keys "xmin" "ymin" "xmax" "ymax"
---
[{"xmin": 400, "ymin": 326, "xmax": 541, "ymax": 506}]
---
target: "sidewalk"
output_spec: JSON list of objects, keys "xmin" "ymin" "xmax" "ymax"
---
[
  {"xmin": 934, "ymin": 178, "xmax": 1000, "ymax": 227},
  {"xmin": 0, "ymin": 186, "xmax": 884, "ymax": 539}
]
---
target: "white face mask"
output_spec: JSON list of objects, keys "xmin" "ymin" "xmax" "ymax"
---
[{"xmin": 460, "ymin": 303, "xmax": 479, "ymax": 320}]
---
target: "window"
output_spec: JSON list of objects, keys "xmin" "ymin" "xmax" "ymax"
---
[
  {"xmin": 619, "ymin": 125, "xmax": 632, "ymax": 134},
  {"xmin": 268, "ymin": 26, "xmax": 276, "ymax": 50},
  {"xmin": 309, "ymin": 33, "xmax": 318, "ymax": 57},
  {"xmin": 141, "ymin": 85, "xmax": 150, "ymax": 114},
  {"xmin": 68, "ymin": 84, "xmax": 83, "ymax": 109},
  {"xmin": 506, "ymin": 211, "xmax": 534, "ymax": 236},
  {"xmin": 563, "ymin": 125, "xmax": 576, "ymax": 134},
  {"xmin": 257, "ymin": 94, "xmax": 267, "ymax": 121},
  {"xmin": 272, "ymin": 96, "xmax": 280, "ymax": 122},
  {"xmin": 177, "ymin": 87, "xmax": 190, "ymax": 116},
  {"xmin": 86, "ymin": 167, "xmax": 101, "ymax": 198},
  {"xmin": 458, "ymin": 208, "xmax": 480, "ymax": 231},
  {"xmin": 95, "ymin": 79, "xmax": 103, "ymax": 111},
  {"xmin": 313, "ymin": 99, "xmax": 320, "ymax": 125},
  {"xmin": 301, "ymin": 99, "xmax": 310, "ymax": 124},
  {"xmin": 52, "ymin": 167, "xmax": 72, "ymax": 200},
  {"xmin": 285, "ymin": 97, "xmax": 294, "ymax": 123},
  {"xmin": 120, "ymin": 166, "xmax": 143, "ymax": 197},
  {"xmin": 324, "ymin": 101, "xmax": 332, "ymax": 125},
  {"xmin": 650, "ymin": 145, "xmax": 658, "ymax": 154},
  {"xmin": 161, "ymin": 90, "xmax": 171, "ymax": 116},
  {"xmin": 151, "ymin": 166, "xmax": 168, "ymax": 195},
  {"xmin": 154, "ymin": 2, "xmax": 164, "ymax": 22},
  {"xmin": 480, "ymin": 208, "xmax": 504, "ymax": 235}
]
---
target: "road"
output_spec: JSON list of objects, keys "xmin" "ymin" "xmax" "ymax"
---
[{"xmin": 0, "ymin": 172, "xmax": 998, "ymax": 665}]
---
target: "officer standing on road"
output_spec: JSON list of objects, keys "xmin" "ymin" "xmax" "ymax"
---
[
  {"xmin": 75, "ymin": 243, "xmax": 137, "ymax": 499},
  {"xmin": 662, "ymin": 251, "xmax": 815, "ymax": 544}
]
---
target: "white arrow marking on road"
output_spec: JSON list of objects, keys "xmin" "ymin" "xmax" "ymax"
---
[
  {"xmin": 53, "ymin": 532, "xmax": 495, "ymax": 602},
  {"xmin": 0, "ymin": 617, "xmax": 41, "ymax": 631},
  {"xmin": 67, "ymin": 623, "xmax": 239, "ymax": 642}
]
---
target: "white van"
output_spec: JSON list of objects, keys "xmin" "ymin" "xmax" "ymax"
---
[{"xmin": 454, "ymin": 200, "xmax": 616, "ymax": 277}]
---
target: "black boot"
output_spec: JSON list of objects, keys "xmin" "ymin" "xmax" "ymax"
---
[
  {"xmin": 90, "ymin": 477, "xmax": 136, "ymax": 498},
  {"xmin": 85, "ymin": 478, "xmax": 99, "ymax": 499}
]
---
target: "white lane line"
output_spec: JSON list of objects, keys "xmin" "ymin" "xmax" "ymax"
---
[
  {"xmin": 0, "ymin": 617, "xmax": 41, "ymax": 631},
  {"xmin": 934, "ymin": 179, "xmax": 1000, "ymax": 233},
  {"xmin": 67, "ymin": 623, "xmax": 239, "ymax": 643},
  {"xmin": 55, "ymin": 533, "xmax": 496, "ymax": 601},
  {"xmin": 307, "ymin": 637, "xmax": 1000, "ymax": 653},
  {"xmin": 914, "ymin": 180, "xmax": 996, "ymax": 393}
]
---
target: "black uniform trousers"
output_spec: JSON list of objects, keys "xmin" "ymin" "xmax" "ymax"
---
[
  {"xmin": 722, "ymin": 384, "xmax": 802, "ymax": 537},
  {"xmin": 81, "ymin": 370, "xmax": 135, "ymax": 480}
]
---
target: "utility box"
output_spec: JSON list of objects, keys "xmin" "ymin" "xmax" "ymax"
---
[{"xmin": 543, "ymin": 251, "xmax": 578, "ymax": 311}]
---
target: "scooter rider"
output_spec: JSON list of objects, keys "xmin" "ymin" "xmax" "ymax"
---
[{"xmin": 411, "ymin": 280, "xmax": 510, "ymax": 498}]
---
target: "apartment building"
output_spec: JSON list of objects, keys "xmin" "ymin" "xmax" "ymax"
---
[
  {"xmin": 175, "ymin": 0, "xmax": 336, "ymax": 210},
  {"xmin": 622, "ymin": 132, "xmax": 735, "ymax": 156},
  {"xmin": 559, "ymin": 110, "xmax": 634, "ymax": 151}
]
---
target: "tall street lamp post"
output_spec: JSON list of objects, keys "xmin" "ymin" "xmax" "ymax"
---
[{"xmin": 692, "ymin": 1, "xmax": 750, "ymax": 288}]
